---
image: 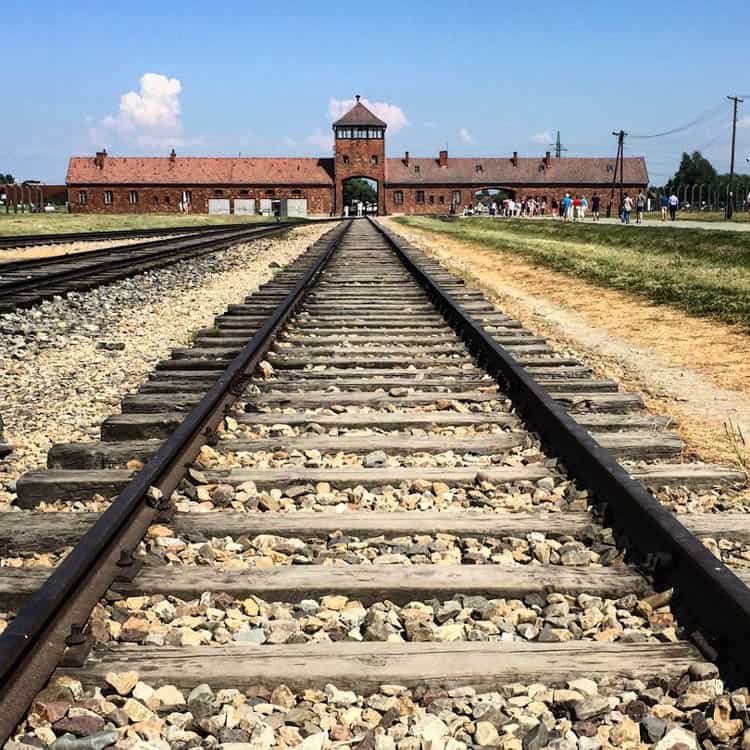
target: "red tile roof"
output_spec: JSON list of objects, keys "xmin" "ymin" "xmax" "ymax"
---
[
  {"xmin": 385, "ymin": 156, "xmax": 648, "ymax": 186},
  {"xmin": 333, "ymin": 101, "xmax": 387, "ymax": 128},
  {"xmin": 66, "ymin": 156, "xmax": 335, "ymax": 186}
]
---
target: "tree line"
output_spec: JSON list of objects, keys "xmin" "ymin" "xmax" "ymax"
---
[{"xmin": 658, "ymin": 151, "xmax": 750, "ymax": 193}]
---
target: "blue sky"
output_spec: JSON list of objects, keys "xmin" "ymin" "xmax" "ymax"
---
[{"xmin": 4, "ymin": 0, "xmax": 750, "ymax": 184}]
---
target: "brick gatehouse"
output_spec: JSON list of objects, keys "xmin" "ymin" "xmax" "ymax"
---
[{"xmin": 66, "ymin": 97, "xmax": 648, "ymax": 216}]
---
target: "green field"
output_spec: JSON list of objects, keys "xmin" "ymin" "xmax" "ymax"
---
[
  {"xmin": 395, "ymin": 216, "xmax": 750, "ymax": 329},
  {"xmin": 670, "ymin": 211, "xmax": 750, "ymax": 223},
  {"xmin": 0, "ymin": 212, "xmax": 297, "ymax": 236}
]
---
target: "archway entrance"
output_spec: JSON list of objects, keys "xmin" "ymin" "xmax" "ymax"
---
[
  {"xmin": 342, "ymin": 177, "xmax": 378, "ymax": 216},
  {"xmin": 473, "ymin": 187, "xmax": 515, "ymax": 214}
]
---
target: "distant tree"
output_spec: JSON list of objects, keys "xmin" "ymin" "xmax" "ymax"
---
[
  {"xmin": 666, "ymin": 151, "xmax": 717, "ymax": 191},
  {"xmin": 343, "ymin": 178, "xmax": 377, "ymax": 206},
  {"xmin": 0, "ymin": 174, "xmax": 15, "ymax": 184}
]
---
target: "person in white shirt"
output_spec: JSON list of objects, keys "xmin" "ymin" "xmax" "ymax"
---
[{"xmin": 668, "ymin": 193, "xmax": 679, "ymax": 221}]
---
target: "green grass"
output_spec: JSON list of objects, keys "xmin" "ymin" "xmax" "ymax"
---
[
  {"xmin": 0, "ymin": 212, "xmax": 296, "ymax": 237},
  {"xmin": 395, "ymin": 216, "xmax": 750, "ymax": 328},
  {"xmin": 670, "ymin": 211, "xmax": 750, "ymax": 223}
]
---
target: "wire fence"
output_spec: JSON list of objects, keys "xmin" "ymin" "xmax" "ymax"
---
[{"xmin": 655, "ymin": 181, "xmax": 750, "ymax": 212}]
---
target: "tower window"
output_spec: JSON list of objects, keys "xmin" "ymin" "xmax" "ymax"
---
[
  {"xmin": 371, "ymin": 155, "xmax": 378, "ymax": 166},
  {"xmin": 214, "ymin": 189, "xmax": 224, "ymax": 196},
  {"xmin": 475, "ymin": 164, "xmax": 483, "ymax": 174},
  {"xmin": 342, "ymin": 155, "xmax": 350, "ymax": 165},
  {"xmin": 414, "ymin": 165, "xmax": 421, "ymax": 174},
  {"xmin": 240, "ymin": 189, "xmax": 249, "ymax": 196}
]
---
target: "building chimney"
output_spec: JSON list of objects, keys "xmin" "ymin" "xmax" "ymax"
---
[
  {"xmin": 544, "ymin": 151, "xmax": 551, "ymax": 168},
  {"xmin": 404, "ymin": 151, "xmax": 410, "ymax": 166},
  {"xmin": 439, "ymin": 149, "xmax": 448, "ymax": 167},
  {"xmin": 94, "ymin": 149, "xmax": 107, "ymax": 169},
  {"xmin": 511, "ymin": 151, "xmax": 518, "ymax": 167},
  {"xmin": 169, "ymin": 148, "xmax": 177, "ymax": 162}
]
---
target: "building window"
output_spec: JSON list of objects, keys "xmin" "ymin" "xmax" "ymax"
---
[
  {"xmin": 265, "ymin": 189, "xmax": 274, "ymax": 196},
  {"xmin": 78, "ymin": 190, "xmax": 88, "ymax": 205},
  {"xmin": 607, "ymin": 164, "xmax": 614, "ymax": 173},
  {"xmin": 416, "ymin": 191, "xmax": 425, "ymax": 204},
  {"xmin": 342, "ymin": 155, "xmax": 349, "ymax": 165},
  {"xmin": 394, "ymin": 190, "xmax": 403, "ymax": 205},
  {"xmin": 129, "ymin": 190, "xmax": 138, "ymax": 205},
  {"xmin": 153, "ymin": 196, "xmax": 160, "ymax": 204},
  {"xmin": 182, "ymin": 191, "xmax": 192, "ymax": 205},
  {"xmin": 214, "ymin": 189, "xmax": 224, "ymax": 196},
  {"xmin": 370, "ymin": 155, "xmax": 378, "ymax": 166},
  {"xmin": 103, "ymin": 190, "xmax": 112, "ymax": 205},
  {"xmin": 164, "ymin": 195, "xmax": 170, "ymax": 204},
  {"xmin": 475, "ymin": 164, "xmax": 483, "ymax": 174},
  {"xmin": 429, "ymin": 195, "xmax": 435, "ymax": 205},
  {"xmin": 240, "ymin": 189, "xmax": 249, "ymax": 196},
  {"xmin": 439, "ymin": 195, "xmax": 445, "ymax": 204},
  {"xmin": 452, "ymin": 191, "xmax": 461, "ymax": 205},
  {"xmin": 292, "ymin": 189, "xmax": 302, "ymax": 196},
  {"xmin": 414, "ymin": 165, "xmax": 421, "ymax": 174}
]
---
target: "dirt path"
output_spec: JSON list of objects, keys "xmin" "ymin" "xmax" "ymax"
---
[{"xmin": 383, "ymin": 218, "xmax": 750, "ymax": 469}]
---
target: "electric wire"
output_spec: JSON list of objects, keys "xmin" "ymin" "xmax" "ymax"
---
[{"xmin": 629, "ymin": 101, "xmax": 727, "ymax": 139}]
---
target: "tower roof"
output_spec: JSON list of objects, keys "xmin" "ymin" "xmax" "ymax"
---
[{"xmin": 333, "ymin": 96, "xmax": 387, "ymax": 128}]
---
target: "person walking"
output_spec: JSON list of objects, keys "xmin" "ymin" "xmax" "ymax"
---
[
  {"xmin": 580, "ymin": 195, "xmax": 588, "ymax": 220},
  {"xmin": 668, "ymin": 193, "xmax": 679, "ymax": 221},
  {"xmin": 636, "ymin": 191, "xmax": 646, "ymax": 224},
  {"xmin": 591, "ymin": 193, "xmax": 600, "ymax": 221},
  {"xmin": 660, "ymin": 193, "xmax": 668, "ymax": 221},
  {"xmin": 561, "ymin": 193, "xmax": 572, "ymax": 221},
  {"xmin": 622, "ymin": 194, "xmax": 633, "ymax": 224}
]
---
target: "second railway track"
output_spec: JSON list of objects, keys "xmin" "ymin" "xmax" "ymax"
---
[
  {"xmin": 1, "ymin": 218, "xmax": 750, "ymax": 747},
  {"xmin": 0, "ymin": 222, "xmax": 322, "ymax": 314}
]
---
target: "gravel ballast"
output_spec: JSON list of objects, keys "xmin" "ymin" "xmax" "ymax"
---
[{"xmin": 0, "ymin": 224, "xmax": 331, "ymax": 509}]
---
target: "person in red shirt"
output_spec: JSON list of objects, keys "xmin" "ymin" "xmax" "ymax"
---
[{"xmin": 572, "ymin": 196, "xmax": 582, "ymax": 222}]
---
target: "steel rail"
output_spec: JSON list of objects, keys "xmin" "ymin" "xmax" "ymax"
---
[
  {"xmin": 0, "ymin": 222, "xmax": 339, "ymax": 314},
  {"xmin": 0, "ymin": 219, "xmax": 349, "ymax": 743},
  {"xmin": 0, "ymin": 219, "xmax": 309, "ymax": 250},
  {"xmin": 371, "ymin": 216, "xmax": 750, "ymax": 683},
  {"xmin": 0, "ymin": 224, "xmax": 293, "ymax": 290}
]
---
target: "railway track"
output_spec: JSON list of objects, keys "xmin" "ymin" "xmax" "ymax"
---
[
  {"xmin": 0, "ymin": 221, "xmax": 294, "ymax": 251},
  {"xmin": 1, "ymin": 218, "xmax": 749, "ymax": 747},
  {"xmin": 0, "ymin": 222, "xmax": 320, "ymax": 314}
]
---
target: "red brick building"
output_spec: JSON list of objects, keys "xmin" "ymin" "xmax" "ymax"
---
[{"xmin": 67, "ymin": 97, "xmax": 648, "ymax": 216}]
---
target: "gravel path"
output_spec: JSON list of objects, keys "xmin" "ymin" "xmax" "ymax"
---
[{"xmin": 0, "ymin": 224, "xmax": 330, "ymax": 509}]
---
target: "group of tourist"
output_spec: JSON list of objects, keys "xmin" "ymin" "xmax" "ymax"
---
[{"xmin": 461, "ymin": 190, "xmax": 685, "ymax": 225}]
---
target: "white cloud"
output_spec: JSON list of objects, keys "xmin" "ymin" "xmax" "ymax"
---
[
  {"xmin": 327, "ymin": 97, "xmax": 409, "ymax": 133},
  {"xmin": 99, "ymin": 73, "xmax": 191, "ymax": 149},
  {"xmin": 739, "ymin": 116, "xmax": 750, "ymax": 129},
  {"xmin": 305, "ymin": 129, "xmax": 333, "ymax": 150},
  {"xmin": 531, "ymin": 130, "xmax": 553, "ymax": 144},
  {"xmin": 458, "ymin": 128, "xmax": 474, "ymax": 144}
]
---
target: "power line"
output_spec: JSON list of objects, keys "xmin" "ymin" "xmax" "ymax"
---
[{"xmin": 629, "ymin": 101, "xmax": 727, "ymax": 139}]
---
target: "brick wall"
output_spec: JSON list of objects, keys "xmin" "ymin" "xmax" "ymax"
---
[
  {"xmin": 384, "ymin": 184, "xmax": 647, "ymax": 215},
  {"xmin": 68, "ymin": 185, "xmax": 334, "ymax": 216},
  {"xmin": 334, "ymin": 137, "xmax": 386, "ymax": 215}
]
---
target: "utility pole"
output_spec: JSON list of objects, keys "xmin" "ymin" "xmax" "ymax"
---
[
  {"xmin": 607, "ymin": 130, "xmax": 626, "ymax": 218},
  {"xmin": 549, "ymin": 131, "xmax": 568, "ymax": 159},
  {"xmin": 726, "ymin": 95, "xmax": 744, "ymax": 220}
]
